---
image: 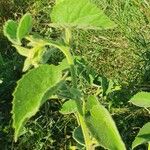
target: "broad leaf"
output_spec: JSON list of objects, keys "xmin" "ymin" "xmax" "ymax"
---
[
  {"xmin": 60, "ymin": 99, "xmax": 77, "ymax": 114},
  {"xmin": 86, "ymin": 95, "xmax": 100, "ymax": 111},
  {"xmin": 51, "ymin": 0, "xmax": 116, "ymax": 29},
  {"xmin": 73, "ymin": 126, "xmax": 85, "ymax": 146},
  {"xmin": 132, "ymin": 122, "xmax": 150, "ymax": 149},
  {"xmin": 55, "ymin": 0, "xmax": 64, "ymax": 4},
  {"xmin": 86, "ymin": 96, "xmax": 126, "ymax": 150},
  {"xmin": 3, "ymin": 20, "xmax": 19, "ymax": 44},
  {"xmin": 17, "ymin": 13, "xmax": 32, "ymax": 42},
  {"xmin": 13, "ymin": 65, "xmax": 63, "ymax": 142},
  {"xmin": 130, "ymin": 92, "xmax": 150, "ymax": 108}
]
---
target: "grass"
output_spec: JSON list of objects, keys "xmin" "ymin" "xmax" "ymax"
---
[
  {"xmin": 0, "ymin": 0, "xmax": 150, "ymax": 149},
  {"xmin": 74, "ymin": 0, "xmax": 150, "ymax": 85}
]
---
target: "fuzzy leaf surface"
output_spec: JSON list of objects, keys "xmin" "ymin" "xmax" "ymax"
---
[
  {"xmin": 3, "ymin": 20, "xmax": 19, "ymax": 44},
  {"xmin": 51, "ymin": 0, "xmax": 116, "ymax": 29},
  {"xmin": 13, "ymin": 65, "xmax": 63, "ymax": 141},
  {"xmin": 132, "ymin": 122, "xmax": 150, "ymax": 149},
  {"xmin": 130, "ymin": 92, "xmax": 150, "ymax": 108},
  {"xmin": 86, "ymin": 96, "xmax": 126, "ymax": 150},
  {"xmin": 17, "ymin": 13, "xmax": 32, "ymax": 42}
]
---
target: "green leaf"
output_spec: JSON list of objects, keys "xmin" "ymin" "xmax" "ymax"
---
[
  {"xmin": 132, "ymin": 122, "xmax": 150, "ymax": 149},
  {"xmin": 130, "ymin": 92, "xmax": 150, "ymax": 108},
  {"xmin": 51, "ymin": 0, "xmax": 116, "ymax": 29},
  {"xmin": 22, "ymin": 58, "xmax": 32, "ymax": 72},
  {"xmin": 86, "ymin": 96, "xmax": 126, "ymax": 150},
  {"xmin": 13, "ymin": 45, "xmax": 30, "ymax": 57},
  {"xmin": 17, "ymin": 13, "xmax": 32, "ymax": 42},
  {"xmin": 55, "ymin": 0, "xmax": 64, "ymax": 4},
  {"xmin": 3, "ymin": 20, "xmax": 19, "ymax": 44},
  {"xmin": 60, "ymin": 99, "xmax": 77, "ymax": 114},
  {"xmin": 58, "ymin": 58, "xmax": 69, "ymax": 71},
  {"xmin": 86, "ymin": 95, "xmax": 100, "ymax": 111},
  {"xmin": 73, "ymin": 126, "xmax": 85, "ymax": 146},
  {"xmin": 13, "ymin": 65, "xmax": 63, "ymax": 142}
]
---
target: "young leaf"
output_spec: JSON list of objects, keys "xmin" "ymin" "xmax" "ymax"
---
[
  {"xmin": 17, "ymin": 13, "xmax": 32, "ymax": 42},
  {"xmin": 13, "ymin": 65, "xmax": 63, "ymax": 142},
  {"xmin": 3, "ymin": 20, "xmax": 19, "ymax": 44},
  {"xmin": 132, "ymin": 122, "xmax": 150, "ymax": 149},
  {"xmin": 58, "ymin": 58, "xmax": 69, "ymax": 71},
  {"xmin": 13, "ymin": 45, "xmax": 30, "ymax": 57},
  {"xmin": 22, "ymin": 58, "xmax": 32, "ymax": 72},
  {"xmin": 86, "ymin": 96, "xmax": 126, "ymax": 150},
  {"xmin": 130, "ymin": 92, "xmax": 150, "ymax": 108},
  {"xmin": 51, "ymin": 0, "xmax": 116, "ymax": 29},
  {"xmin": 73, "ymin": 126, "xmax": 85, "ymax": 146},
  {"xmin": 60, "ymin": 99, "xmax": 77, "ymax": 114}
]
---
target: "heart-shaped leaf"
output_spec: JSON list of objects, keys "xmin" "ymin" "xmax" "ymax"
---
[
  {"xmin": 3, "ymin": 20, "xmax": 19, "ymax": 44},
  {"xmin": 17, "ymin": 13, "xmax": 32, "ymax": 43},
  {"xmin": 51, "ymin": 0, "xmax": 116, "ymax": 29},
  {"xmin": 130, "ymin": 92, "xmax": 150, "ymax": 108},
  {"xmin": 13, "ymin": 64, "xmax": 63, "ymax": 142},
  {"xmin": 132, "ymin": 122, "xmax": 150, "ymax": 149},
  {"xmin": 86, "ymin": 96, "xmax": 126, "ymax": 150}
]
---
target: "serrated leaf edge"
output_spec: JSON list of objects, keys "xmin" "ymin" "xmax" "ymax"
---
[{"xmin": 12, "ymin": 65, "xmax": 63, "ymax": 142}]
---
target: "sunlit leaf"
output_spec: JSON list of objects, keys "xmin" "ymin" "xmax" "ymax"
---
[
  {"xmin": 60, "ymin": 99, "xmax": 77, "ymax": 114},
  {"xmin": 51, "ymin": 0, "xmax": 116, "ymax": 29},
  {"xmin": 13, "ymin": 65, "xmax": 63, "ymax": 142},
  {"xmin": 86, "ymin": 96, "xmax": 126, "ymax": 150},
  {"xmin": 3, "ymin": 20, "xmax": 19, "ymax": 44},
  {"xmin": 17, "ymin": 13, "xmax": 32, "ymax": 42},
  {"xmin": 13, "ymin": 45, "xmax": 29, "ymax": 57},
  {"xmin": 55, "ymin": 0, "xmax": 64, "ymax": 4},
  {"xmin": 130, "ymin": 92, "xmax": 150, "ymax": 108},
  {"xmin": 132, "ymin": 122, "xmax": 150, "ymax": 149},
  {"xmin": 22, "ymin": 58, "xmax": 32, "ymax": 72}
]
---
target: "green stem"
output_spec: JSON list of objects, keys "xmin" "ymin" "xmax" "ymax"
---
[
  {"xmin": 46, "ymin": 28, "xmax": 93, "ymax": 150},
  {"xmin": 77, "ymin": 113, "xmax": 93, "ymax": 150},
  {"xmin": 63, "ymin": 28, "xmax": 92, "ymax": 150},
  {"xmin": 148, "ymin": 142, "xmax": 150, "ymax": 150},
  {"xmin": 60, "ymin": 46, "xmax": 83, "ymax": 114},
  {"xmin": 70, "ymin": 65, "xmax": 77, "ymax": 89}
]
